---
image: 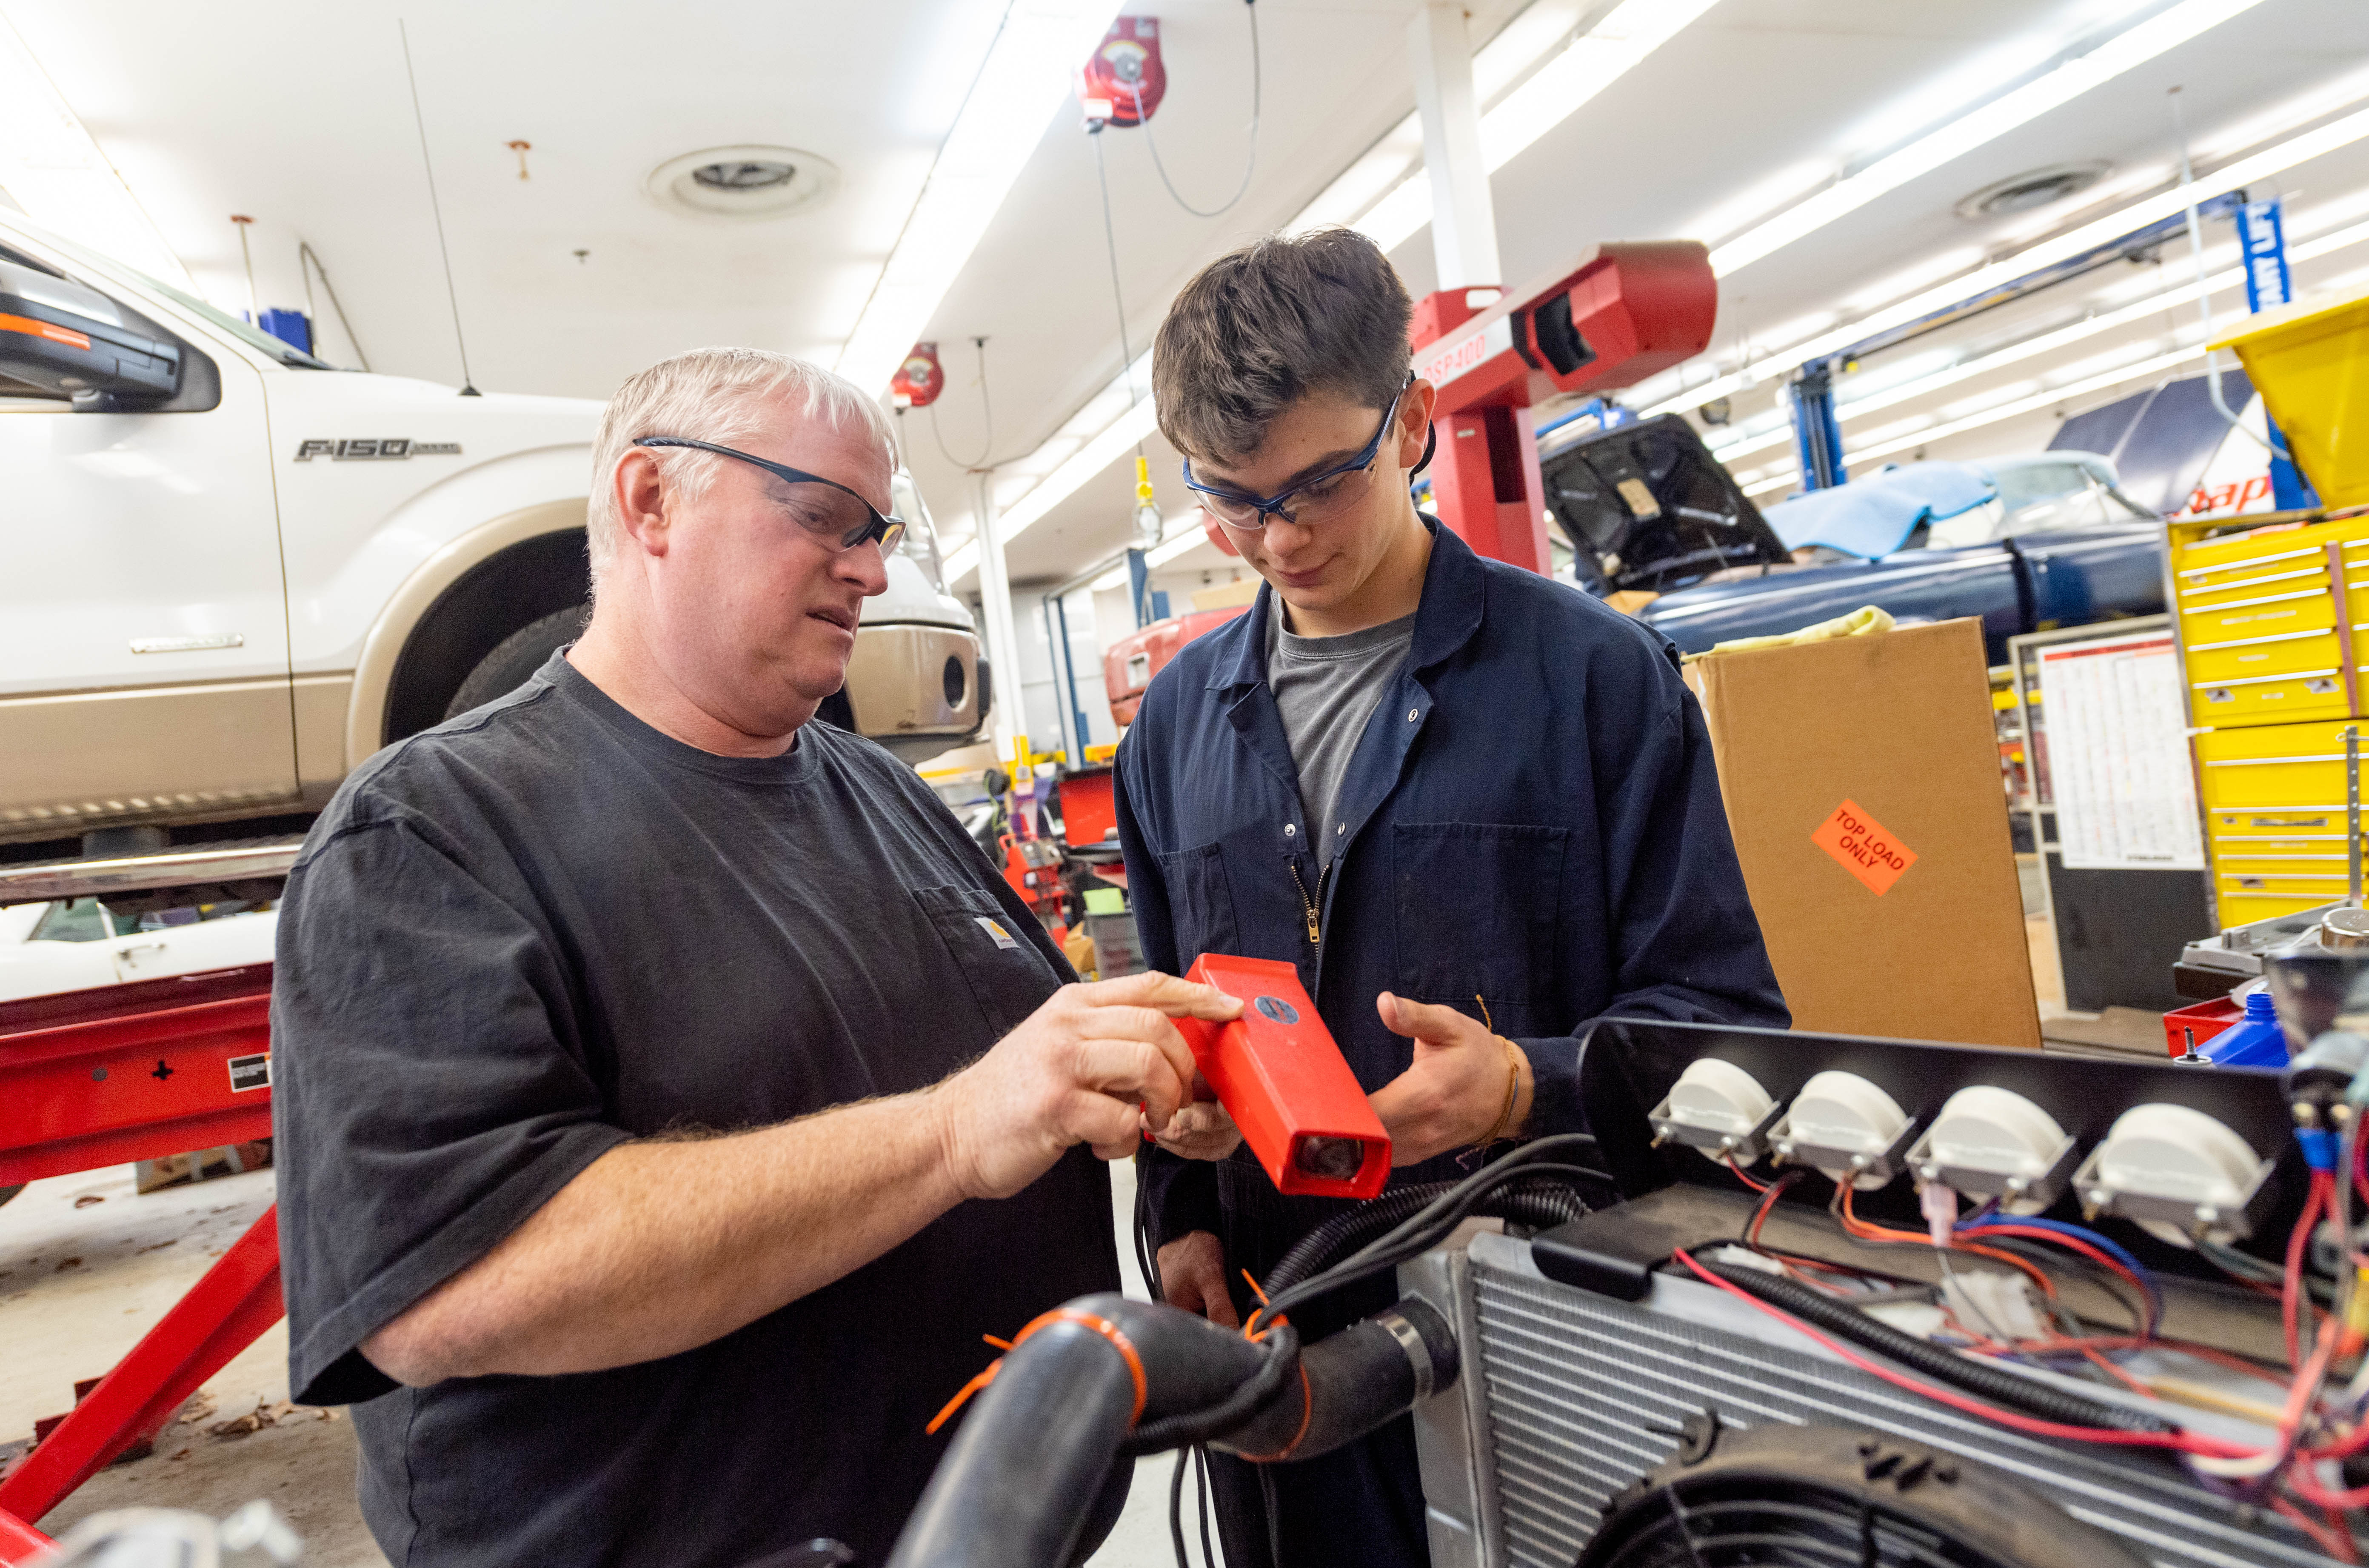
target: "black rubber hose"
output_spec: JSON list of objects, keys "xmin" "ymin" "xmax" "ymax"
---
[
  {"xmin": 1259, "ymin": 1180, "xmax": 1592, "ymax": 1301},
  {"xmin": 1210, "ymin": 1297, "xmax": 1461, "ymax": 1463},
  {"xmin": 1697, "ymin": 1260, "xmax": 2177, "ymax": 1435},
  {"xmin": 888, "ymin": 1295, "xmax": 1273, "ymax": 1568}
]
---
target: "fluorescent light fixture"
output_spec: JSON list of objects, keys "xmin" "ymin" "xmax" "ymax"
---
[
  {"xmin": 0, "ymin": 14, "xmax": 193, "ymax": 290},
  {"xmin": 1355, "ymin": 0, "xmax": 1722, "ymax": 251},
  {"xmin": 1710, "ymin": 210, "xmax": 2369, "ymax": 466},
  {"xmin": 1707, "ymin": 0, "xmax": 2272, "ymax": 277},
  {"xmin": 1001, "ymin": 397, "xmax": 1161, "ymax": 541},
  {"xmin": 944, "ymin": 539, "xmax": 980, "ymax": 585},
  {"xmin": 965, "ymin": 0, "xmax": 1720, "ymax": 563},
  {"xmin": 1651, "ymin": 100, "xmax": 2369, "ymax": 421},
  {"xmin": 836, "ymin": 0, "xmax": 1126, "ymax": 395},
  {"xmin": 1738, "ymin": 341, "xmax": 2213, "ymax": 498},
  {"xmin": 1088, "ymin": 563, "xmax": 1131, "ymax": 591},
  {"xmin": 1475, "ymin": 0, "xmax": 1722, "ymax": 170},
  {"xmin": 1147, "ymin": 521, "xmax": 1212, "ymax": 567}
]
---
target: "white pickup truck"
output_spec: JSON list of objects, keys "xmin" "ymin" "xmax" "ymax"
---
[{"xmin": 0, "ymin": 210, "xmax": 987, "ymax": 876}]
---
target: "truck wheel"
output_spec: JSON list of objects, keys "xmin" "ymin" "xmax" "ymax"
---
[{"xmin": 444, "ymin": 606, "xmax": 589, "ymax": 719}]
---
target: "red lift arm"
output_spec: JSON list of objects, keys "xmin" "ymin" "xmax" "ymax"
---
[{"xmin": 1410, "ymin": 242, "xmax": 1718, "ymax": 574}]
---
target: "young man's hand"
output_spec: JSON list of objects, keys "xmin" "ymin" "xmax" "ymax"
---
[
  {"xmin": 1145, "ymin": 1094, "xmax": 1243, "ymax": 1160},
  {"xmin": 936, "ymin": 973, "xmax": 1243, "ymax": 1199},
  {"xmin": 1367, "ymin": 991, "xmax": 1533, "ymax": 1166},
  {"xmin": 1156, "ymin": 1230, "xmax": 1240, "ymax": 1329}
]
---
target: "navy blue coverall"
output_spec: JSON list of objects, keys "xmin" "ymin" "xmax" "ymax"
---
[{"xmin": 1114, "ymin": 522, "xmax": 1788, "ymax": 1567}]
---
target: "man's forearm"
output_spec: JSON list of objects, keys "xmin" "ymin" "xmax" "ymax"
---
[{"xmin": 363, "ymin": 1088, "xmax": 964, "ymax": 1384}]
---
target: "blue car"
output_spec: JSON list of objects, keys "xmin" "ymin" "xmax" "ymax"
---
[{"xmin": 1539, "ymin": 415, "xmax": 2165, "ymax": 665}]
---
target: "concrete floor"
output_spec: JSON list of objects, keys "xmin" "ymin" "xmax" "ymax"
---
[{"xmin": 0, "ymin": 1160, "xmax": 1190, "ymax": 1567}]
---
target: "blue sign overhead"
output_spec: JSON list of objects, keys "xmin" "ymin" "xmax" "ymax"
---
[{"xmin": 2239, "ymin": 198, "xmax": 2293, "ymax": 314}]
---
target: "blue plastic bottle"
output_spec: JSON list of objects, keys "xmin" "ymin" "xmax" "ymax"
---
[{"xmin": 2201, "ymin": 989, "xmax": 2289, "ymax": 1068}]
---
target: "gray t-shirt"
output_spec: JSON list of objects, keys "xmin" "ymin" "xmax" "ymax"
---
[
  {"xmin": 1266, "ymin": 606, "xmax": 1418, "ymax": 864},
  {"xmin": 270, "ymin": 651, "xmax": 1116, "ymax": 1568}
]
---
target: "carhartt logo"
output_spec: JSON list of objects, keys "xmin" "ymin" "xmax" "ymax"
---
[
  {"xmin": 974, "ymin": 916, "xmax": 1019, "ymax": 951},
  {"xmin": 1811, "ymin": 799, "xmax": 1917, "ymax": 896}
]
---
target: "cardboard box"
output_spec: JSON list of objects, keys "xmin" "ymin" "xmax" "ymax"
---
[{"xmin": 1684, "ymin": 618, "xmax": 2041, "ymax": 1050}]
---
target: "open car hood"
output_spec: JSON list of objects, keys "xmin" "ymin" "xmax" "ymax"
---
[{"xmin": 1539, "ymin": 414, "xmax": 1790, "ymax": 594}]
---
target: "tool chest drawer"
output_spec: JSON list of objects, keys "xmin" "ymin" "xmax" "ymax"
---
[{"xmin": 2173, "ymin": 520, "xmax": 2369, "ymax": 727}]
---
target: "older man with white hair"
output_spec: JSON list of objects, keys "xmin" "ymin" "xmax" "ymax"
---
[{"xmin": 270, "ymin": 347, "xmax": 1240, "ymax": 1568}]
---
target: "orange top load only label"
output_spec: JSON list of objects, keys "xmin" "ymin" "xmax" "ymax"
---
[{"xmin": 1812, "ymin": 799, "xmax": 1918, "ymax": 896}]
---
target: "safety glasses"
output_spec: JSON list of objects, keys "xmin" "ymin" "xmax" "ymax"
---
[
  {"xmin": 1180, "ymin": 375, "xmax": 1426, "ymax": 530},
  {"xmin": 633, "ymin": 436, "xmax": 906, "ymax": 554}
]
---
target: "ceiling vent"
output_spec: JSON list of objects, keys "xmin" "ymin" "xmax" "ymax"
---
[
  {"xmin": 645, "ymin": 145, "xmax": 838, "ymax": 220},
  {"xmin": 1954, "ymin": 160, "xmax": 2112, "ymax": 221}
]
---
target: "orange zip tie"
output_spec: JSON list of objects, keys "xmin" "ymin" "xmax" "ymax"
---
[
  {"xmin": 927, "ymin": 1362, "xmax": 1001, "ymax": 1435},
  {"xmin": 1230, "ymin": 1362, "xmax": 1315, "ymax": 1462},
  {"xmin": 1241, "ymin": 1270, "xmax": 1290, "ymax": 1342},
  {"xmin": 983, "ymin": 1334, "xmax": 1013, "ymax": 1350},
  {"xmin": 925, "ymin": 1306, "xmax": 1148, "ymax": 1437}
]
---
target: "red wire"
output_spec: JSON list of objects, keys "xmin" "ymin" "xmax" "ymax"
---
[
  {"xmin": 2289, "ymin": 1172, "xmax": 2333, "ymax": 1372},
  {"xmin": 2271, "ymin": 1493, "xmax": 2360, "ymax": 1563},
  {"xmin": 1967, "ymin": 1222, "xmax": 2155, "ymax": 1331},
  {"xmin": 2355, "ymin": 1128, "xmax": 2369, "ymax": 1214},
  {"xmin": 1668, "ymin": 1248, "xmax": 2254, "ymax": 1458},
  {"xmin": 1837, "ymin": 1188, "xmax": 2058, "ymax": 1298}
]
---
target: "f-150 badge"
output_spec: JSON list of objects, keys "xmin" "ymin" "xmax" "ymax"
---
[{"xmin": 293, "ymin": 438, "xmax": 462, "ymax": 460}]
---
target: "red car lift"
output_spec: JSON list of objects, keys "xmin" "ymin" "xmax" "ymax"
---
[
  {"xmin": 0, "ymin": 964, "xmax": 285, "ymax": 1555},
  {"xmin": 1410, "ymin": 242, "xmax": 1718, "ymax": 575}
]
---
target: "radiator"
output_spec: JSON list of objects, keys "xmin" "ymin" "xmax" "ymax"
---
[{"xmin": 1403, "ymin": 1232, "xmax": 2325, "ymax": 1568}]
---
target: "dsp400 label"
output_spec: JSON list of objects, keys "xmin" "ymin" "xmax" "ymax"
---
[{"xmin": 292, "ymin": 438, "xmax": 462, "ymax": 461}]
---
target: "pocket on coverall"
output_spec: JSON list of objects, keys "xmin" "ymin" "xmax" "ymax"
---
[
  {"xmin": 1155, "ymin": 842, "xmax": 1242, "ymax": 968},
  {"xmin": 1392, "ymin": 822, "xmax": 1568, "ymax": 1007}
]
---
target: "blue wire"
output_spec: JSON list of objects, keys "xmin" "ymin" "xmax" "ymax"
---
[{"xmin": 1958, "ymin": 1213, "xmax": 2166, "ymax": 1319}]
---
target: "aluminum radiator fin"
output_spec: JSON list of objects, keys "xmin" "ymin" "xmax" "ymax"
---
[{"xmin": 1467, "ymin": 1261, "xmax": 2326, "ymax": 1568}]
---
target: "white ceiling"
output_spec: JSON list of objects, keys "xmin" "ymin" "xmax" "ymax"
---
[{"xmin": 8, "ymin": 0, "xmax": 2369, "ymax": 589}]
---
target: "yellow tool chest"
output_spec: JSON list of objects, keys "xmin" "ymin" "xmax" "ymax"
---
[
  {"xmin": 2194, "ymin": 717, "xmax": 2368, "ymax": 925},
  {"xmin": 2172, "ymin": 517, "xmax": 2369, "ymax": 729},
  {"xmin": 2171, "ymin": 509, "xmax": 2369, "ymax": 925}
]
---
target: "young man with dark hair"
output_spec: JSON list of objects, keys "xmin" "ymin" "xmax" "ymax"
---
[{"xmin": 1116, "ymin": 228, "xmax": 1787, "ymax": 1567}]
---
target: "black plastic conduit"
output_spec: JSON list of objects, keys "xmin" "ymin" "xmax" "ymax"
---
[
  {"xmin": 1698, "ymin": 1259, "xmax": 2176, "ymax": 1435},
  {"xmin": 1260, "ymin": 1179, "xmax": 1593, "ymax": 1300}
]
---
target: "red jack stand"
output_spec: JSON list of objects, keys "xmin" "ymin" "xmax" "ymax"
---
[
  {"xmin": 0, "ymin": 1506, "xmax": 48, "ymax": 1565},
  {"xmin": 0, "ymin": 966, "xmax": 285, "ymax": 1542},
  {"xmin": 0, "ymin": 1208, "xmax": 283, "ymax": 1529}
]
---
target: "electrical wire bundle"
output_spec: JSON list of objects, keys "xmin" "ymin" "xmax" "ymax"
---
[
  {"xmin": 1701, "ymin": 1145, "xmax": 2369, "ymax": 1562},
  {"xmin": 1130, "ymin": 1135, "xmax": 1609, "ymax": 1568}
]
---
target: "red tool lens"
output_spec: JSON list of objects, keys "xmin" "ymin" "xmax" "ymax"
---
[{"xmin": 1176, "ymin": 955, "xmax": 1391, "ymax": 1199}]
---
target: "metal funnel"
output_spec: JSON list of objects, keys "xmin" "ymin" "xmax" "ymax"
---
[{"xmin": 2263, "ymin": 914, "xmax": 2369, "ymax": 1052}]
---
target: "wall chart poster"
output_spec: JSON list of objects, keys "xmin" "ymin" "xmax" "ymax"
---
[{"xmin": 2035, "ymin": 630, "xmax": 2205, "ymax": 871}]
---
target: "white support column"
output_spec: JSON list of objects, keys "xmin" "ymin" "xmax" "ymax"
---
[
  {"xmin": 972, "ymin": 474, "xmax": 1025, "ymax": 761},
  {"xmin": 1408, "ymin": 2, "xmax": 1503, "ymax": 291}
]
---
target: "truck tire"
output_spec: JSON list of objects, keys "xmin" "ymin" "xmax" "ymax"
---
[{"xmin": 444, "ymin": 605, "xmax": 589, "ymax": 719}]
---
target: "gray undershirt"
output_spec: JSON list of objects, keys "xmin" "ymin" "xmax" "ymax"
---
[{"xmin": 1266, "ymin": 606, "xmax": 1418, "ymax": 866}]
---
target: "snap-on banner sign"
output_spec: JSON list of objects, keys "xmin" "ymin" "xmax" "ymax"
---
[
  {"xmin": 1811, "ymin": 800, "xmax": 1918, "ymax": 895},
  {"xmin": 1684, "ymin": 618, "xmax": 2041, "ymax": 1051}
]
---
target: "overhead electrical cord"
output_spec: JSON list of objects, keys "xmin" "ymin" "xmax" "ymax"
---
[
  {"xmin": 2170, "ymin": 84, "xmax": 2283, "ymax": 456},
  {"xmin": 1090, "ymin": 129, "xmax": 1144, "ymax": 447},
  {"xmin": 930, "ymin": 337, "xmax": 1005, "ymax": 471},
  {"xmin": 1130, "ymin": 0, "xmax": 1262, "ymax": 220},
  {"xmin": 297, "ymin": 241, "xmax": 370, "ymax": 371}
]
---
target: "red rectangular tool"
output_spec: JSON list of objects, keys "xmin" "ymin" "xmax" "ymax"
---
[{"xmin": 1173, "ymin": 954, "xmax": 1390, "ymax": 1200}]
